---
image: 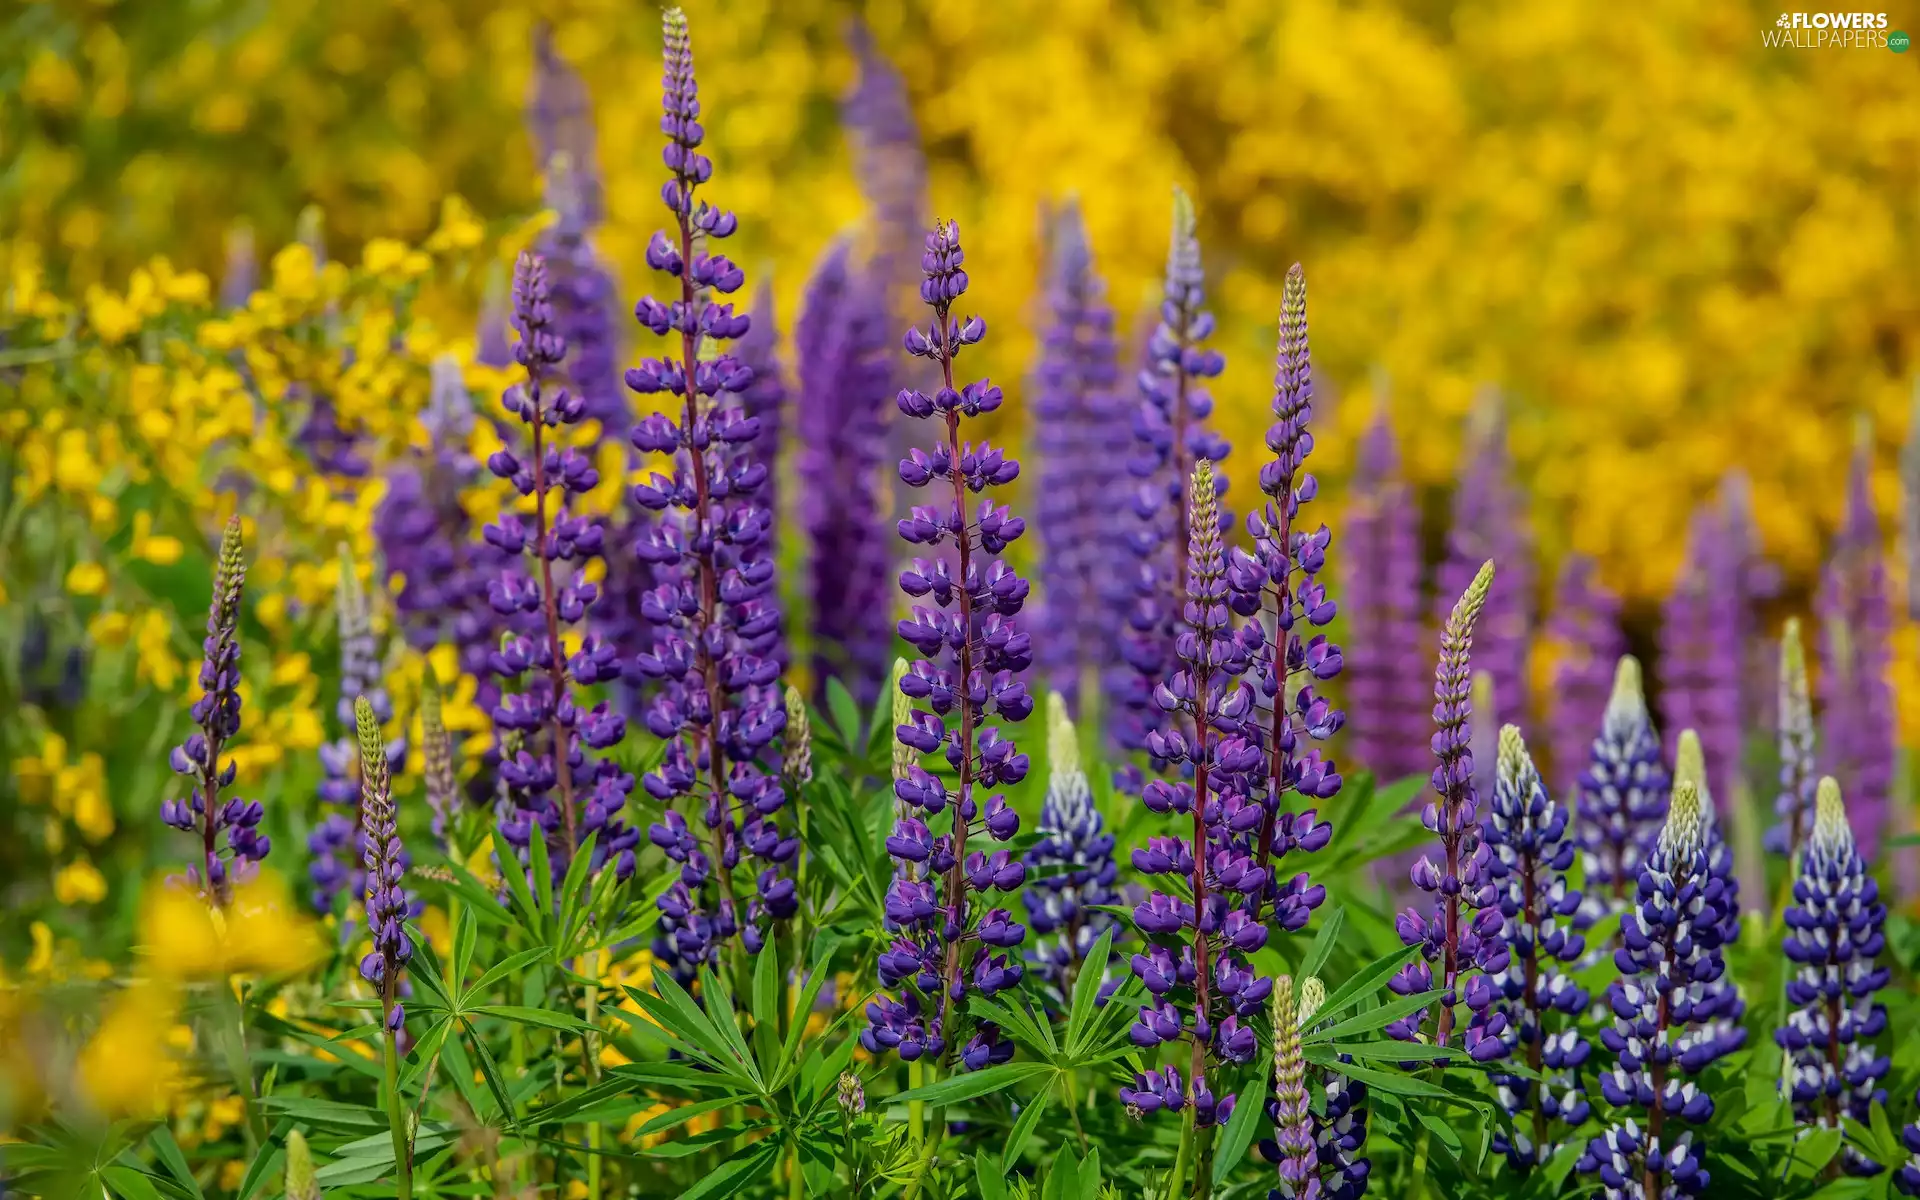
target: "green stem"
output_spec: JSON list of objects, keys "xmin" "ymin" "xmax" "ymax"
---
[
  {"xmin": 383, "ymin": 1027, "xmax": 415, "ymax": 1200},
  {"xmin": 1168, "ymin": 1108, "xmax": 1195, "ymax": 1200},
  {"xmin": 908, "ymin": 1060, "xmax": 926, "ymax": 1156},
  {"xmin": 1062, "ymin": 1073, "xmax": 1090, "ymax": 1155},
  {"xmin": 219, "ymin": 978, "xmax": 269, "ymax": 1150},
  {"xmin": 585, "ymin": 980, "xmax": 602, "ymax": 1200},
  {"xmin": 1191, "ymin": 1122, "xmax": 1214, "ymax": 1200},
  {"xmin": 1409, "ymin": 1121, "xmax": 1432, "ymax": 1200},
  {"xmin": 787, "ymin": 1141, "xmax": 805, "ymax": 1200}
]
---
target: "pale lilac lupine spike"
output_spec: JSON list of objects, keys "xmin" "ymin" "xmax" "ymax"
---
[
  {"xmin": 1660, "ymin": 506, "xmax": 1744, "ymax": 818},
  {"xmin": 1819, "ymin": 427, "xmax": 1896, "ymax": 866},
  {"xmin": 1434, "ymin": 391, "xmax": 1531, "ymax": 721},
  {"xmin": 1341, "ymin": 403, "xmax": 1428, "ymax": 785},
  {"xmin": 1544, "ymin": 554, "xmax": 1625, "ymax": 795}
]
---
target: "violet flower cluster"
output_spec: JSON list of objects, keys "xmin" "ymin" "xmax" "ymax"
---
[
  {"xmin": 1434, "ymin": 393, "xmax": 1529, "ymax": 728},
  {"xmin": 1673, "ymin": 729, "xmax": 1747, "ymax": 1064},
  {"xmin": 1387, "ymin": 560, "xmax": 1509, "ymax": 1062},
  {"xmin": 354, "ymin": 696, "xmax": 412, "ymax": 1033},
  {"xmin": 1340, "ymin": 408, "xmax": 1427, "ymax": 785},
  {"xmin": 1660, "ymin": 507, "xmax": 1745, "ymax": 819},
  {"xmin": 1483, "ymin": 725, "xmax": 1591, "ymax": 1169},
  {"xmin": 1778, "ymin": 777, "xmax": 1890, "ymax": 1177},
  {"xmin": 1766, "ymin": 618, "xmax": 1819, "ymax": 860},
  {"xmin": 1021, "ymin": 694, "xmax": 1120, "ymax": 1006},
  {"xmin": 1114, "ymin": 188, "xmax": 1230, "ymax": 788},
  {"xmin": 1259, "ymin": 977, "xmax": 1371, "ymax": 1200},
  {"xmin": 1819, "ymin": 437, "xmax": 1895, "ymax": 864},
  {"xmin": 864, "ymin": 219, "xmax": 1033, "ymax": 1071},
  {"xmin": 1579, "ymin": 779, "xmax": 1733, "ymax": 1199},
  {"xmin": 483, "ymin": 252, "xmax": 637, "ymax": 882},
  {"xmin": 1032, "ymin": 200, "xmax": 1126, "ymax": 710},
  {"xmin": 160, "ymin": 515, "xmax": 268, "ymax": 905},
  {"xmin": 630, "ymin": 7, "xmax": 792, "ymax": 969},
  {"xmin": 1574, "ymin": 657, "xmax": 1671, "ymax": 932},
  {"xmin": 1545, "ymin": 554, "xmax": 1625, "ymax": 795},
  {"xmin": 796, "ymin": 238, "xmax": 894, "ymax": 705}
]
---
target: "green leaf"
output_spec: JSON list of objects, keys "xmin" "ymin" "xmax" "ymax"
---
[
  {"xmin": 1042, "ymin": 1145, "xmax": 1081, "ymax": 1200},
  {"xmin": 677, "ymin": 1140, "xmax": 779, "ymax": 1200},
  {"xmin": 772, "ymin": 967, "xmax": 832, "ymax": 1088},
  {"xmin": 1415, "ymin": 1110, "xmax": 1463, "ymax": 1165},
  {"xmin": 695, "ymin": 966, "xmax": 761, "ymax": 1083},
  {"xmin": 890, "ymin": 1061, "xmax": 1056, "ymax": 1108},
  {"xmin": 1063, "ymin": 927, "xmax": 1116, "ymax": 1057},
  {"xmin": 1077, "ymin": 1146, "xmax": 1102, "ymax": 1200},
  {"xmin": 635, "ymin": 1096, "xmax": 743, "ymax": 1139},
  {"xmin": 468, "ymin": 1005, "xmax": 597, "ymax": 1033},
  {"xmin": 826, "ymin": 676, "xmax": 864, "ymax": 747},
  {"xmin": 1004, "ymin": 1083, "xmax": 1054, "ymax": 1165},
  {"xmin": 1313, "ymin": 1056, "xmax": 1466, "ymax": 1104},
  {"xmin": 490, "ymin": 829, "xmax": 542, "ymax": 930},
  {"xmin": 1299, "ymin": 905, "xmax": 1345, "ymax": 983},
  {"xmin": 461, "ymin": 1019, "xmax": 520, "ymax": 1129},
  {"xmin": 750, "ymin": 945, "xmax": 780, "ymax": 1070},
  {"xmin": 1310, "ymin": 943, "xmax": 1422, "ymax": 1026},
  {"xmin": 233, "ymin": 1145, "xmax": 283, "ymax": 1200},
  {"xmin": 102, "ymin": 1167, "xmax": 169, "ymax": 1200},
  {"xmin": 1306, "ymin": 990, "xmax": 1442, "ymax": 1045},
  {"xmin": 146, "ymin": 1127, "xmax": 203, "ymax": 1200},
  {"xmin": 256, "ymin": 1097, "xmax": 388, "ymax": 1131},
  {"xmin": 1212, "ymin": 1068, "xmax": 1269, "ymax": 1185},
  {"xmin": 1328, "ymin": 1040, "xmax": 1462, "ymax": 1064},
  {"xmin": 467, "ymin": 946, "xmax": 553, "ymax": 999},
  {"xmin": 974, "ymin": 1152, "xmax": 1010, "ymax": 1200},
  {"xmin": 451, "ymin": 900, "xmax": 477, "ymax": 993}
]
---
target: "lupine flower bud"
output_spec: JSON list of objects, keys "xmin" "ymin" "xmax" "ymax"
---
[
  {"xmin": 1261, "ymin": 973, "xmax": 1371, "ymax": 1198},
  {"xmin": 356, "ymin": 696, "xmax": 412, "ymax": 1033},
  {"xmin": 285, "ymin": 1130, "xmax": 321, "ymax": 1200},
  {"xmin": 836, "ymin": 1071, "xmax": 866, "ymax": 1115},
  {"xmin": 783, "ymin": 685, "xmax": 813, "ymax": 784},
  {"xmin": 1269, "ymin": 976, "xmax": 1317, "ymax": 1195}
]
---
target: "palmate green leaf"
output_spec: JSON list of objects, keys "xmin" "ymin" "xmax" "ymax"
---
[
  {"xmin": 553, "ymin": 829, "xmax": 601, "ymax": 947},
  {"xmin": 519, "ymin": 1079, "xmax": 631, "ymax": 1128},
  {"xmin": 609, "ymin": 1060, "xmax": 749, "ymax": 1091},
  {"xmin": 695, "ymin": 966, "xmax": 764, "ymax": 1089},
  {"xmin": 145, "ymin": 1126, "xmax": 203, "ymax": 1200},
  {"xmin": 468, "ymin": 1004, "xmax": 598, "ymax": 1033},
  {"xmin": 634, "ymin": 1095, "xmax": 742, "ymax": 1139},
  {"xmin": 256, "ymin": 1096, "xmax": 387, "ymax": 1131},
  {"xmin": 645, "ymin": 1122, "xmax": 772, "ymax": 1160},
  {"xmin": 490, "ymin": 829, "xmax": 543, "ymax": 932},
  {"xmin": 890, "ymin": 1061, "xmax": 1057, "ymax": 1107},
  {"xmin": 1063, "ymin": 927, "xmax": 1117, "ymax": 1057},
  {"xmin": 1306, "ymin": 989, "xmax": 1442, "ymax": 1045},
  {"xmin": 625, "ymin": 974, "xmax": 737, "ymax": 1067},
  {"xmin": 1310, "ymin": 943, "xmax": 1422, "ymax": 1027},
  {"xmin": 970, "ymin": 994, "xmax": 1059, "ymax": 1063},
  {"xmin": 678, "ymin": 1139, "xmax": 780, "ymax": 1200},
  {"xmin": 1211, "ymin": 1067, "xmax": 1268, "ymax": 1185}
]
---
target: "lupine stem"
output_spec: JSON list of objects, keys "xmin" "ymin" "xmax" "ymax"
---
[{"xmin": 383, "ymin": 1006, "xmax": 414, "ymax": 1200}]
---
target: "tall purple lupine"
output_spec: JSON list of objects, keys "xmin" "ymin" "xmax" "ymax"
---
[
  {"xmin": 482, "ymin": 252, "xmax": 637, "ymax": 883},
  {"xmin": 536, "ymin": 155, "xmax": 628, "ymax": 436},
  {"xmin": 527, "ymin": 24, "xmax": 603, "ymax": 227},
  {"xmin": 1819, "ymin": 435, "xmax": 1895, "ymax": 864},
  {"xmin": 864, "ymin": 219, "xmax": 1033, "ymax": 1070},
  {"xmin": 1544, "ymin": 555, "xmax": 1625, "ymax": 795},
  {"xmin": 796, "ymin": 238, "xmax": 894, "ymax": 706},
  {"xmin": 353, "ymin": 696, "xmax": 413, "ymax": 1033},
  {"xmin": 841, "ymin": 19, "xmax": 927, "ymax": 291},
  {"xmin": 1574, "ymin": 657, "xmax": 1671, "ymax": 931},
  {"xmin": 1660, "ymin": 507, "xmax": 1744, "ymax": 819},
  {"xmin": 1434, "ymin": 393, "xmax": 1530, "ymax": 730},
  {"xmin": 1484, "ymin": 725, "xmax": 1591, "ymax": 1169},
  {"xmin": 1124, "ymin": 459, "xmax": 1266, "ymax": 1131},
  {"xmin": 1579, "ymin": 780, "xmax": 1732, "ymax": 1199},
  {"xmin": 1225, "ymin": 264, "xmax": 1338, "ymax": 936},
  {"xmin": 1032, "ymin": 199, "xmax": 1125, "ymax": 711},
  {"xmin": 1114, "ymin": 188, "xmax": 1230, "ymax": 789},
  {"xmin": 1340, "ymin": 408, "xmax": 1428, "ymax": 785},
  {"xmin": 1021, "ymin": 692, "xmax": 1121, "ymax": 1005},
  {"xmin": 160, "ymin": 516, "xmax": 268, "ymax": 906},
  {"xmin": 629, "ymin": 8, "xmax": 793, "ymax": 967},
  {"xmin": 1778, "ymin": 777, "xmax": 1891, "ymax": 1177},
  {"xmin": 1387, "ymin": 560, "xmax": 1510, "ymax": 1062},
  {"xmin": 1671, "ymin": 730, "xmax": 1747, "ymax": 1063},
  {"xmin": 1766, "ymin": 618, "xmax": 1819, "ymax": 860},
  {"xmin": 736, "ymin": 279, "xmax": 788, "ymax": 547}
]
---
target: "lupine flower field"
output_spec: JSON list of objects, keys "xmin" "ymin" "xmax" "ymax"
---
[{"xmin": 7, "ymin": 6, "xmax": 1920, "ymax": 1200}]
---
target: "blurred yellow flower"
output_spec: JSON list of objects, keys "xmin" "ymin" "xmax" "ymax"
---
[
  {"xmin": 130, "ymin": 512, "xmax": 184, "ymax": 565},
  {"xmin": 137, "ymin": 872, "xmax": 327, "ymax": 979},
  {"xmin": 54, "ymin": 859, "xmax": 108, "ymax": 905},
  {"xmin": 15, "ymin": 733, "xmax": 114, "ymax": 842},
  {"xmin": 133, "ymin": 608, "xmax": 183, "ymax": 692},
  {"xmin": 78, "ymin": 982, "xmax": 184, "ymax": 1118},
  {"xmin": 65, "ymin": 561, "xmax": 107, "ymax": 596}
]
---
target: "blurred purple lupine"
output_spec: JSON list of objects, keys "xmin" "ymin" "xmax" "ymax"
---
[
  {"xmin": 1484, "ymin": 725, "xmax": 1591, "ymax": 1169},
  {"xmin": 354, "ymin": 696, "xmax": 413, "ymax": 1034},
  {"xmin": 535, "ymin": 155, "xmax": 628, "ymax": 436},
  {"xmin": 1340, "ymin": 407, "xmax": 1428, "ymax": 786},
  {"xmin": 1124, "ymin": 459, "xmax": 1266, "ymax": 1129},
  {"xmin": 1766, "ymin": 618, "xmax": 1819, "ymax": 860},
  {"xmin": 483, "ymin": 252, "xmax": 637, "ymax": 882},
  {"xmin": 1114, "ymin": 188, "xmax": 1231, "ymax": 790},
  {"xmin": 420, "ymin": 662, "xmax": 460, "ymax": 851},
  {"xmin": 527, "ymin": 24, "xmax": 603, "ymax": 227},
  {"xmin": 1819, "ymin": 434, "xmax": 1895, "ymax": 864},
  {"xmin": 841, "ymin": 19, "xmax": 928, "ymax": 289},
  {"xmin": 1778, "ymin": 777, "xmax": 1890, "ymax": 1177},
  {"xmin": 864, "ymin": 219, "xmax": 1033, "ymax": 1070},
  {"xmin": 737, "ymin": 279, "xmax": 788, "ymax": 548},
  {"xmin": 1544, "ymin": 555, "xmax": 1625, "ymax": 795},
  {"xmin": 1573, "ymin": 657, "xmax": 1671, "ymax": 931},
  {"xmin": 1434, "ymin": 393, "xmax": 1530, "ymax": 730},
  {"xmin": 1719, "ymin": 471, "xmax": 1781, "ymax": 737},
  {"xmin": 1579, "ymin": 780, "xmax": 1731, "ymax": 1199},
  {"xmin": 160, "ymin": 516, "xmax": 268, "ymax": 906},
  {"xmin": 1032, "ymin": 199, "xmax": 1126, "ymax": 711},
  {"xmin": 796, "ymin": 238, "xmax": 894, "ymax": 706},
  {"xmin": 295, "ymin": 387, "xmax": 371, "ymax": 479},
  {"xmin": 1660, "ymin": 506, "xmax": 1744, "ymax": 819},
  {"xmin": 220, "ymin": 225, "xmax": 255, "ymax": 309},
  {"xmin": 1902, "ymin": 380, "xmax": 1920, "ymax": 624},
  {"xmin": 1387, "ymin": 560, "xmax": 1510, "ymax": 1062},
  {"xmin": 628, "ymin": 8, "xmax": 793, "ymax": 970}
]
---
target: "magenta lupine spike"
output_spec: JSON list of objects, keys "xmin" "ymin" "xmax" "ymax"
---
[
  {"xmin": 1341, "ymin": 406, "xmax": 1428, "ymax": 785},
  {"xmin": 1032, "ymin": 199, "xmax": 1126, "ymax": 711},
  {"xmin": 1660, "ymin": 506, "xmax": 1744, "ymax": 819},
  {"xmin": 628, "ymin": 8, "xmax": 793, "ymax": 972},
  {"xmin": 1819, "ymin": 432, "xmax": 1895, "ymax": 864},
  {"xmin": 1434, "ymin": 392, "xmax": 1530, "ymax": 725},
  {"xmin": 865, "ymin": 220, "xmax": 1033, "ymax": 1071},
  {"xmin": 527, "ymin": 24, "xmax": 603, "ymax": 226},
  {"xmin": 796, "ymin": 238, "xmax": 894, "ymax": 706},
  {"xmin": 1387, "ymin": 560, "xmax": 1510, "ymax": 1062},
  {"xmin": 1544, "ymin": 554, "xmax": 1625, "ymax": 795}
]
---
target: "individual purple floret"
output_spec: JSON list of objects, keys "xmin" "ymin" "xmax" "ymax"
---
[
  {"xmin": 354, "ymin": 696, "xmax": 413, "ymax": 1033},
  {"xmin": 1544, "ymin": 555, "xmax": 1625, "ymax": 795},
  {"xmin": 864, "ymin": 218, "xmax": 1032, "ymax": 1071},
  {"xmin": 1434, "ymin": 391, "xmax": 1530, "ymax": 726},
  {"xmin": 796, "ymin": 238, "xmax": 894, "ymax": 706},
  {"xmin": 1766, "ymin": 618, "xmax": 1819, "ymax": 861},
  {"xmin": 160, "ymin": 516, "xmax": 268, "ymax": 906},
  {"xmin": 1778, "ymin": 777, "xmax": 1890, "ymax": 1177},
  {"xmin": 1819, "ymin": 431, "xmax": 1895, "ymax": 865},
  {"xmin": 1032, "ymin": 199, "xmax": 1126, "ymax": 711},
  {"xmin": 1340, "ymin": 405, "xmax": 1428, "ymax": 786},
  {"xmin": 1660, "ymin": 506, "xmax": 1744, "ymax": 820},
  {"xmin": 1021, "ymin": 693, "xmax": 1120, "ymax": 1006},
  {"xmin": 1573, "ymin": 656, "xmax": 1671, "ymax": 932},
  {"xmin": 1579, "ymin": 779, "xmax": 1731, "ymax": 1199},
  {"xmin": 1484, "ymin": 725, "xmax": 1591, "ymax": 1169},
  {"xmin": 1113, "ymin": 188, "xmax": 1230, "ymax": 790},
  {"xmin": 628, "ymin": 7, "xmax": 792, "ymax": 969},
  {"xmin": 484, "ymin": 251, "xmax": 637, "ymax": 884},
  {"xmin": 1386, "ymin": 560, "xmax": 1509, "ymax": 1062}
]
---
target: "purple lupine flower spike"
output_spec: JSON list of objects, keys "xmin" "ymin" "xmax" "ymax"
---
[
  {"xmin": 1766, "ymin": 619, "xmax": 1819, "ymax": 860},
  {"xmin": 1660, "ymin": 507, "xmax": 1744, "ymax": 819},
  {"xmin": 1125, "ymin": 459, "xmax": 1263, "ymax": 1130},
  {"xmin": 797, "ymin": 238, "xmax": 894, "ymax": 706},
  {"xmin": 865, "ymin": 218, "xmax": 1032, "ymax": 1072},
  {"xmin": 1341, "ymin": 403, "xmax": 1428, "ymax": 785},
  {"xmin": 527, "ymin": 24, "xmax": 603, "ymax": 228},
  {"xmin": 1779, "ymin": 777, "xmax": 1891, "ymax": 1178},
  {"xmin": 536, "ymin": 153, "xmax": 627, "ymax": 436},
  {"xmin": 1544, "ymin": 555, "xmax": 1625, "ymax": 795},
  {"xmin": 421, "ymin": 661, "xmax": 460, "ymax": 851},
  {"xmin": 220, "ymin": 225, "xmax": 255, "ymax": 309},
  {"xmin": 1485, "ymin": 725, "xmax": 1591, "ymax": 1169},
  {"xmin": 1022, "ymin": 693, "xmax": 1121, "ymax": 1007},
  {"xmin": 629, "ymin": 7, "xmax": 791, "ymax": 971},
  {"xmin": 1573, "ymin": 656, "xmax": 1670, "ymax": 933},
  {"xmin": 842, "ymin": 19, "xmax": 928, "ymax": 289},
  {"xmin": 1819, "ymin": 427, "xmax": 1895, "ymax": 865},
  {"xmin": 485, "ymin": 251, "xmax": 636, "ymax": 884},
  {"xmin": 1387, "ymin": 560, "xmax": 1509, "ymax": 1062},
  {"xmin": 1032, "ymin": 200, "xmax": 1125, "ymax": 711},
  {"xmin": 1114, "ymin": 188, "xmax": 1230, "ymax": 790},
  {"xmin": 161, "ymin": 515, "xmax": 267, "ymax": 906},
  {"xmin": 355, "ymin": 696, "xmax": 413, "ymax": 1034},
  {"xmin": 1261, "ymin": 977, "xmax": 1372, "ymax": 1198},
  {"xmin": 737, "ymin": 279, "xmax": 788, "ymax": 550},
  {"xmin": 1435, "ymin": 391, "xmax": 1530, "ymax": 722},
  {"xmin": 1578, "ymin": 779, "xmax": 1730, "ymax": 1199},
  {"xmin": 1268, "ymin": 976, "xmax": 1318, "ymax": 1197},
  {"xmin": 1901, "ymin": 379, "xmax": 1920, "ymax": 624}
]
